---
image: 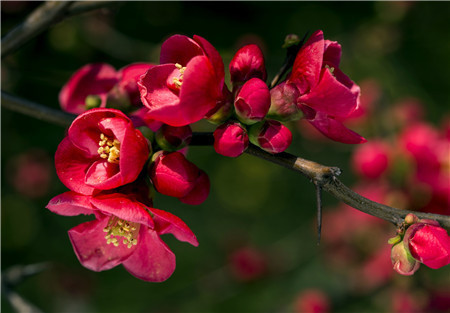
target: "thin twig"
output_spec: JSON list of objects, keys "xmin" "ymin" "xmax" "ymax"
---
[
  {"xmin": 1, "ymin": 91, "xmax": 76, "ymax": 127},
  {"xmin": 2, "ymin": 92, "xmax": 449, "ymax": 231},
  {"xmin": 1, "ymin": 1, "xmax": 118, "ymax": 59}
]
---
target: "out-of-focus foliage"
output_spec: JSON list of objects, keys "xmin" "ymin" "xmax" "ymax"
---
[{"xmin": 2, "ymin": 2, "xmax": 449, "ymax": 312}]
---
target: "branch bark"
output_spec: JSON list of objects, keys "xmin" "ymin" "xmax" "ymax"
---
[
  {"xmin": 1, "ymin": 1, "xmax": 118, "ymax": 59},
  {"xmin": 2, "ymin": 92, "xmax": 450, "ymax": 231}
]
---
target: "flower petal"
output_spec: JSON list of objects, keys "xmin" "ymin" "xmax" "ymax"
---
[
  {"xmin": 122, "ymin": 228, "xmax": 176, "ymax": 282},
  {"xmin": 298, "ymin": 68, "xmax": 358, "ymax": 118},
  {"xmin": 68, "ymin": 216, "xmax": 136, "ymax": 272},
  {"xmin": 85, "ymin": 159, "xmax": 121, "ymax": 189},
  {"xmin": 409, "ymin": 225, "xmax": 450, "ymax": 269},
  {"xmin": 323, "ymin": 40, "xmax": 341, "ymax": 68},
  {"xmin": 55, "ymin": 137, "xmax": 97, "ymax": 195},
  {"xmin": 289, "ymin": 30, "xmax": 324, "ymax": 93},
  {"xmin": 194, "ymin": 35, "xmax": 225, "ymax": 86},
  {"xmin": 46, "ymin": 191, "xmax": 95, "ymax": 216},
  {"xmin": 90, "ymin": 193, "xmax": 154, "ymax": 228},
  {"xmin": 160, "ymin": 34, "xmax": 203, "ymax": 66},
  {"xmin": 59, "ymin": 63, "xmax": 118, "ymax": 115},
  {"xmin": 149, "ymin": 208, "xmax": 199, "ymax": 247},
  {"xmin": 305, "ymin": 111, "xmax": 367, "ymax": 144}
]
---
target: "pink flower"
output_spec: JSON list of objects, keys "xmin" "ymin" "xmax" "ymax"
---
[
  {"xmin": 55, "ymin": 108, "xmax": 149, "ymax": 195},
  {"xmin": 46, "ymin": 189, "xmax": 198, "ymax": 282},
  {"xmin": 288, "ymin": 30, "xmax": 366, "ymax": 144},
  {"xmin": 406, "ymin": 222, "xmax": 450, "ymax": 269},
  {"xmin": 59, "ymin": 63, "xmax": 154, "ymax": 115},
  {"xmin": 138, "ymin": 35, "xmax": 226, "ymax": 126},
  {"xmin": 213, "ymin": 121, "xmax": 249, "ymax": 157},
  {"xmin": 149, "ymin": 151, "xmax": 210, "ymax": 204},
  {"xmin": 59, "ymin": 63, "xmax": 117, "ymax": 114},
  {"xmin": 229, "ymin": 44, "xmax": 267, "ymax": 85},
  {"xmin": 249, "ymin": 120, "xmax": 292, "ymax": 154},
  {"xmin": 234, "ymin": 78, "xmax": 270, "ymax": 125},
  {"xmin": 351, "ymin": 140, "xmax": 391, "ymax": 179}
]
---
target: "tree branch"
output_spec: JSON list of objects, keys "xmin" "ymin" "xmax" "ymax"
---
[
  {"xmin": 1, "ymin": 1, "xmax": 119, "ymax": 59},
  {"xmin": 2, "ymin": 92, "xmax": 450, "ymax": 231}
]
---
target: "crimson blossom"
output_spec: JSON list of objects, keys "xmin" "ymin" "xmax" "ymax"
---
[
  {"xmin": 139, "ymin": 34, "xmax": 226, "ymax": 126},
  {"xmin": 286, "ymin": 30, "xmax": 365, "ymax": 144},
  {"xmin": 60, "ymin": 63, "xmax": 154, "ymax": 115},
  {"xmin": 46, "ymin": 187, "xmax": 198, "ymax": 282},
  {"xmin": 55, "ymin": 108, "xmax": 149, "ymax": 195}
]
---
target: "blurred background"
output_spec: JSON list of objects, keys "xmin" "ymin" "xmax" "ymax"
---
[{"xmin": 2, "ymin": 1, "xmax": 450, "ymax": 312}]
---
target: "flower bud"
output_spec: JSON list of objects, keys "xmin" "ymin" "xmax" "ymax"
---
[
  {"xmin": 405, "ymin": 223, "xmax": 450, "ymax": 269},
  {"xmin": 179, "ymin": 170, "xmax": 210, "ymax": 205},
  {"xmin": 282, "ymin": 34, "xmax": 301, "ymax": 49},
  {"xmin": 213, "ymin": 122, "xmax": 249, "ymax": 157},
  {"xmin": 234, "ymin": 78, "xmax": 270, "ymax": 125},
  {"xmin": 267, "ymin": 82, "xmax": 303, "ymax": 122},
  {"xmin": 205, "ymin": 87, "xmax": 233, "ymax": 125},
  {"xmin": 229, "ymin": 44, "xmax": 267, "ymax": 85},
  {"xmin": 391, "ymin": 242, "xmax": 420, "ymax": 276},
  {"xmin": 155, "ymin": 124, "xmax": 192, "ymax": 152},
  {"xmin": 249, "ymin": 120, "xmax": 292, "ymax": 154},
  {"xmin": 149, "ymin": 151, "xmax": 199, "ymax": 198}
]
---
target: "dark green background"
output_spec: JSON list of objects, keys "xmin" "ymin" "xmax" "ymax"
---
[{"xmin": 2, "ymin": 2, "xmax": 449, "ymax": 312}]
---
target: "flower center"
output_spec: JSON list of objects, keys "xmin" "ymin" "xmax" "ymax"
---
[
  {"xmin": 103, "ymin": 216, "xmax": 140, "ymax": 248},
  {"xmin": 168, "ymin": 63, "xmax": 186, "ymax": 91},
  {"xmin": 325, "ymin": 64, "xmax": 335, "ymax": 76},
  {"xmin": 97, "ymin": 133, "xmax": 120, "ymax": 164}
]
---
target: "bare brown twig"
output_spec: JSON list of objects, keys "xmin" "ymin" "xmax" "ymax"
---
[{"xmin": 1, "ymin": 1, "xmax": 118, "ymax": 58}]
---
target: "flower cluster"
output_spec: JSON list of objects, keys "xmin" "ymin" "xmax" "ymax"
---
[{"xmin": 49, "ymin": 31, "xmax": 369, "ymax": 282}]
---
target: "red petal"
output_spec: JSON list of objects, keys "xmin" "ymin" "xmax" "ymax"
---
[
  {"xmin": 122, "ymin": 228, "xmax": 176, "ymax": 282},
  {"xmin": 179, "ymin": 170, "xmax": 210, "ymax": 206},
  {"xmin": 90, "ymin": 193, "xmax": 154, "ymax": 228},
  {"xmin": 194, "ymin": 35, "xmax": 225, "ymax": 86},
  {"xmin": 160, "ymin": 35, "xmax": 203, "ymax": 66},
  {"xmin": 306, "ymin": 111, "xmax": 367, "ymax": 144},
  {"xmin": 55, "ymin": 137, "xmax": 97, "ymax": 195},
  {"xmin": 409, "ymin": 225, "xmax": 450, "ymax": 269},
  {"xmin": 323, "ymin": 40, "xmax": 342, "ymax": 68},
  {"xmin": 85, "ymin": 160, "xmax": 121, "ymax": 189},
  {"xmin": 289, "ymin": 30, "xmax": 324, "ymax": 93},
  {"xmin": 59, "ymin": 63, "xmax": 118, "ymax": 114},
  {"xmin": 46, "ymin": 191, "xmax": 95, "ymax": 216},
  {"xmin": 299, "ymin": 68, "xmax": 358, "ymax": 118},
  {"xmin": 68, "ymin": 216, "xmax": 136, "ymax": 272},
  {"xmin": 148, "ymin": 208, "xmax": 199, "ymax": 246},
  {"xmin": 229, "ymin": 44, "xmax": 267, "ymax": 83}
]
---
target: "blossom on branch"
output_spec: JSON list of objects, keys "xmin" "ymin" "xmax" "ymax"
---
[
  {"xmin": 46, "ymin": 187, "xmax": 198, "ymax": 282},
  {"xmin": 55, "ymin": 108, "xmax": 149, "ymax": 195},
  {"xmin": 138, "ymin": 35, "xmax": 226, "ymax": 126},
  {"xmin": 287, "ymin": 30, "xmax": 366, "ymax": 144}
]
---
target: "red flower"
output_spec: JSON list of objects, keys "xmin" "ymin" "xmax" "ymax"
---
[
  {"xmin": 60, "ymin": 63, "xmax": 154, "ymax": 115},
  {"xmin": 234, "ymin": 78, "xmax": 271, "ymax": 125},
  {"xmin": 46, "ymin": 190, "xmax": 198, "ymax": 282},
  {"xmin": 288, "ymin": 30, "xmax": 365, "ymax": 144},
  {"xmin": 149, "ymin": 151, "xmax": 210, "ymax": 204},
  {"xmin": 55, "ymin": 108, "xmax": 149, "ymax": 195},
  {"xmin": 59, "ymin": 63, "xmax": 117, "ymax": 114},
  {"xmin": 138, "ymin": 35, "xmax": 226, "ymax": 126},
  {"xmin": 213, "ymin": 121, "xmax": 249, "ymax": 157},
  {"xmin": 229, "ymin": 44, "xmax": 267, "ymax": 85}
]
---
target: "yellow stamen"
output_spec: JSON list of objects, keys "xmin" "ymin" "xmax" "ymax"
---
[
  {"xmin": 98, "ymin": 133, "xmax": 121, "ymax": 164},
  {"xmin": 103, "ymin": 216, "xmax": 140, "ymax": 249}
]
